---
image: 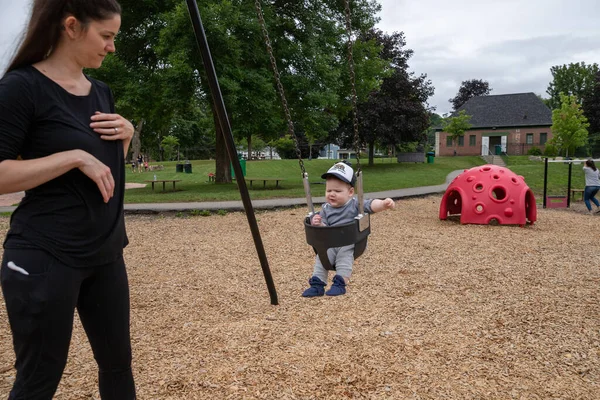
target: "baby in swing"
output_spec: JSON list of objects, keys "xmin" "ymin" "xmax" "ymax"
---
[{"xmin": 302, "ymin": 161, "xmax": 395, "ymax": 297}]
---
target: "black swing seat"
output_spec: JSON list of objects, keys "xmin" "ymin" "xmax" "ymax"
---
[{"xmin": 304, "ymin": 214, "xmax": 371, "ymax": 271}]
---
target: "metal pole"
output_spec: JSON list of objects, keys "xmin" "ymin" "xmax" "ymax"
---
[
  {"xmin": 185, "ymin": 0, "xmax": 278, "ymax": 305},
  {"xmin": 303, "ymin": 172, "xmax": 315, "ymax": 216},
  {"xmin": 543, "ymin": 157, "xmax": 548, "ymax": 209},
  {"xmin": 567, "ymin": 162, "xmax": 572, "ymax": 208}
]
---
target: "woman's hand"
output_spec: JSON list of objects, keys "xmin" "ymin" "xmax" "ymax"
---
[
  {"xmin": 90, "ymin": 111, "xmax": 134, "ymax": 142},
  {"xmin": 76, "ymin": 150, "xmax": 115, "ymax": 203}
]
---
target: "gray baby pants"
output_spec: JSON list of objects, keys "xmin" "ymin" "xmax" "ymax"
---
[{"xmin": 312, "ymin": 244, "xmax": 354, "ymax": 282}]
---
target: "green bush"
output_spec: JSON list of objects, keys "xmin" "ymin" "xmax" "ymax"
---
[
  {"xmin": 544, "ymin": 144, "xmax": 558, "ymax": 157},
  {"xmin": 527, "ymin": 147, "xmax": 542, "ymax": 156}
]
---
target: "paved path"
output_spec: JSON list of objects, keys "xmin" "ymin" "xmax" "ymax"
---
[{"xmin": 0, "ymin": 170, "xmax": 463, "ymax": 213}]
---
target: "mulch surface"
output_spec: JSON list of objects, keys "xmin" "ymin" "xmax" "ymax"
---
[{"xmin": 1, "ymin": 196, "xmax": 599, "ymax": 399}]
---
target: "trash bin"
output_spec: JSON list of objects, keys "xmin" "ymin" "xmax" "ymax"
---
[
  {"xmin": 231, "ymin": 155, "xmax": 247, "ymax": 178},
  {"xmin": 426, "ymin": 151, "xmax": 435, "ymax": 164},
  {"xmin": 494, "ymin": 145, "xmax": 502, "ymax": 155},
  {"xmin": 184, "ymin": 162, "xmax": 192, "ymax": 174},
  {"xmin": 175, "ymin": 163, "xmax": 184, "ymax": 173}
]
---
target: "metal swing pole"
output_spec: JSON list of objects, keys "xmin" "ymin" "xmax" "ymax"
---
[
  {"xmin": 567, "ymin": 161, "xmax": 573, "ymax": 208},
  {"xmin": 185, "ymin": 0, "xmax": 278, "ymax": 305},
  {"xmin": 543, "ymin": 157, "xmax": 548, "ymax": 208}
]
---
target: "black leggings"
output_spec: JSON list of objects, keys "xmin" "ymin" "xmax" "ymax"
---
[{"xmin": 1, "ymin": 248, "xmax": 136, "ymax": 400}]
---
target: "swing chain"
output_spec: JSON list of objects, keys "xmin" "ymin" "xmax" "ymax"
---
[
  {"xmin": 343, "ymin": 0, "xmax": 361, "ymax": 173},
  {"xmin": 254, "ymin": 0, "xmax": 306, "ymax": 176}
]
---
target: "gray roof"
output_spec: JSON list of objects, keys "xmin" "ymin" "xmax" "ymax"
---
[{"xmin": 452, "ymin": 92, "xmax": 552, "ymax": 129}]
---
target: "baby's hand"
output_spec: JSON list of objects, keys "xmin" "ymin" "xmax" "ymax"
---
[
  {"xmin": 383, "ymin": 198, "xmax": 396, "ymax": 210},
  {"xmin": 311, "ymin": 214, "xmax": 323, "ymax": 226}
]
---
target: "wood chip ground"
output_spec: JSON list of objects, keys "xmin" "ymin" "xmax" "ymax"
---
[{"xmin": 1, "ymin": 196, "xmax": 599, "ymax": 399}]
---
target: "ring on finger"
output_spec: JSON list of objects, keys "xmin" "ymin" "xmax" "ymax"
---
[{"xmin": 114, "ymin": 127, "xmax": 118, "ymax": 133}]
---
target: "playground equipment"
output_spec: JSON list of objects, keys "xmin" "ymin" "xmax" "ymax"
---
[
  {"xmin": 186, "ymin": 0, "xmax": 277, "ymax": 305},
  {"xmin": 542, "ymin": 157, "xmax": 600, "ymax": 208},
  {"xmin": 439, "ymin": 165, "xmax": 537, "ymax": 226},
  {"xmin": 254, "ymin": 0, "xmax": 371, "ymax": 270}
]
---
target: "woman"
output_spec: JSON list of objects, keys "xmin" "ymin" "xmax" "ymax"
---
[
  {"xmin": 583, "ymin": 159, "xmax": 600, "ymax": 214},
  {"xmin": 0, "ymin": 0, "xmax": 136, "ymax": 398}
]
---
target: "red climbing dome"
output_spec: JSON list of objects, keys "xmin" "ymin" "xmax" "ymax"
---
[{"xmin": 439, "ymin": 164, "xmax": 537, "ymax": 226}]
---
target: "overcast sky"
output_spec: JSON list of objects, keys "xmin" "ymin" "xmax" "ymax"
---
[{"xmin": 1, "ymin": 0, "xmax": 599, "ymax": 115}]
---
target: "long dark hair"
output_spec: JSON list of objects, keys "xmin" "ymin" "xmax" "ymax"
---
[
  {"xmin": 6, "ymin": 0, "xmax": 121, "ymax": 73},
  {"xmin": 586, "ymin": 159, "xmax": 597, "ymax": 171}
]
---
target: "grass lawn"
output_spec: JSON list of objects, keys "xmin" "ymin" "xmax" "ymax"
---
[
  {"xmin": 124, "ymin": 156, "xmax": 486, "ymax": 203},
  {"xmin": 123, "ymin": 155, "xmax": 589, "ymax": 203},
  {"xmin": 506, "ymin": 156, "xmax": 588, "ymax": 198},
  {"xmin": 0, "ymin": 156, "xmax": 582, "ymax": 207}
]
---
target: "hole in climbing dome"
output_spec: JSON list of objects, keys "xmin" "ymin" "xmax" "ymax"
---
[{"xmin": 491, "ymin": 186, "xmax": 507, "ymax": 201}]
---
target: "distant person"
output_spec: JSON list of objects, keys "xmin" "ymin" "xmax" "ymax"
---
[
  {"xmin": 583, "ymin": 159, "xmax": 600, "ymax": 214},
  {"xmin": 137, "ymin": 154, "xmax": 143, "ymax": 173},
  {"xmin": 0, "ymin": 0, "xmax": 136, "ymax": 398},
  {"xmin": 302, "ymin": 162, "xmax": 395, "ymax": 297}
]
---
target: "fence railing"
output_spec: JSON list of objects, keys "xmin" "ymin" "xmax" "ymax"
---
[{"xmin": 507, "ymin": 143, "xmax": 547, "ymax": 155}]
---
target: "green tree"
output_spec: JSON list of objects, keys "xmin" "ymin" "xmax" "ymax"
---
[
  {"xmin": 582, "ymin": 71, "xmax": 600, "ymax": 156},
  {"xmin": 156, "ymin": 1, "xmax": 384, "ymax": 179},
  {"xmin": 337, "ymin": 30, "xmax": 433, "ymax": 166},
  {"xmin": 546, "ymin": 62, "xmax": 599, "ymax": 110},
  {"xmin": 161, "ymin": 135, "xmax": 180, "ymax": 161},
  {"xmin": 441, "ymin": 110, "xmax": 472, "ymax": 154},
  {"xmin": 549, "ymin": 93, "xmax": 590, "ymax": 157},
  {"xmin": 90, "ymin": 0, "xmax": 387, "ymax": 172},
  {"xmin": 271, "ymin": 135, "xmax": 297, "ymax": 159}
]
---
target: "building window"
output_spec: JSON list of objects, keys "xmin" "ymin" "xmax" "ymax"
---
[
  {"xmin": 540, "ymin": 132, "xmax": 547, "ymax": 145},
  {"xmin": 469, "ymin": 135, "xmax": 476, "ymax": 146},
  {"xmin": 458, "ymin": 136, "xmax": 464, "ymax": 146},
  {"xmin": 526, "ymin": 133, "xmax": 533, "ymax": 145},
  {"xmin": 446, "ymin": 136, "xmax": 453, "ymax": 147}
]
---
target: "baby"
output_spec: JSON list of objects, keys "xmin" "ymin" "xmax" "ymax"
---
[{"xmin": 303, "ymin": 161, "xmax": 395, "ymax": 297}]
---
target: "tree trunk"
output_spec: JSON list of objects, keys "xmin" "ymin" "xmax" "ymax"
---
[
  {"xmin": 368, "ymin": 141, "xmax": 375, "ymax": 166},
  {"xmin": 213, "ymin": 111, "xmax": 231, "ymax": 183},
  {"xmin": 247, "ymin": 134, "xmax": 252, "ymax": 160},
  {"xmin": 131, "ymin": 119, "xmax": 144, "ymax": 161}
]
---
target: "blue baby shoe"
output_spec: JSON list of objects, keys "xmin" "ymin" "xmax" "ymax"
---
[
  {"xmin": 302, "ymin": 276, "xmax": 326, "ymax": 297},
  {"xmin": 325, "ymin": 274, "xmax": 346, "ymax": 296}
]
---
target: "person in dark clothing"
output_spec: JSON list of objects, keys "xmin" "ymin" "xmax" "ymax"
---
[
  {"xmin": 137, "ymin": 154, "xmax": 143, "ymax": 173},
  {"xmin": 0, "ymin": 1, "xmax": 136, "ymax": 399}
]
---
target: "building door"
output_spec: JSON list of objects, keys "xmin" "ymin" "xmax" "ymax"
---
[
  {"xmin": 489, "ymin": 136, "xmax": 502, "ymax": 154},
  {"xmin": 481, "ymin": 136, "xmax": 489, "ymax": 156},
  {"xmin": 501, "ymin": 135, "xmax": 507, "ymax": 153}
]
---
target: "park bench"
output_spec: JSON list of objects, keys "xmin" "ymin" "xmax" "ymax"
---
[
  {"xmin": 144, "ymin": 179, "xmax": 181, "ymax": 192},
  {"xmin": 570, "ymin": 188, "xmax": 584, "ymax": 201},
  {"xmin": 245, "ymin": 178, "xmax": 284, "ymax": 189}
]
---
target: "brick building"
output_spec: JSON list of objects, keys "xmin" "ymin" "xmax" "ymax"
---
[{"xmin": 435, "ymin": 93, "xmax": 553, "ymax": 156}]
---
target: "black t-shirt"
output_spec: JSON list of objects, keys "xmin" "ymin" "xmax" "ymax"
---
[{"xmin": 0, "ymin": 66, "xmax": 128, "ymax": 267}]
